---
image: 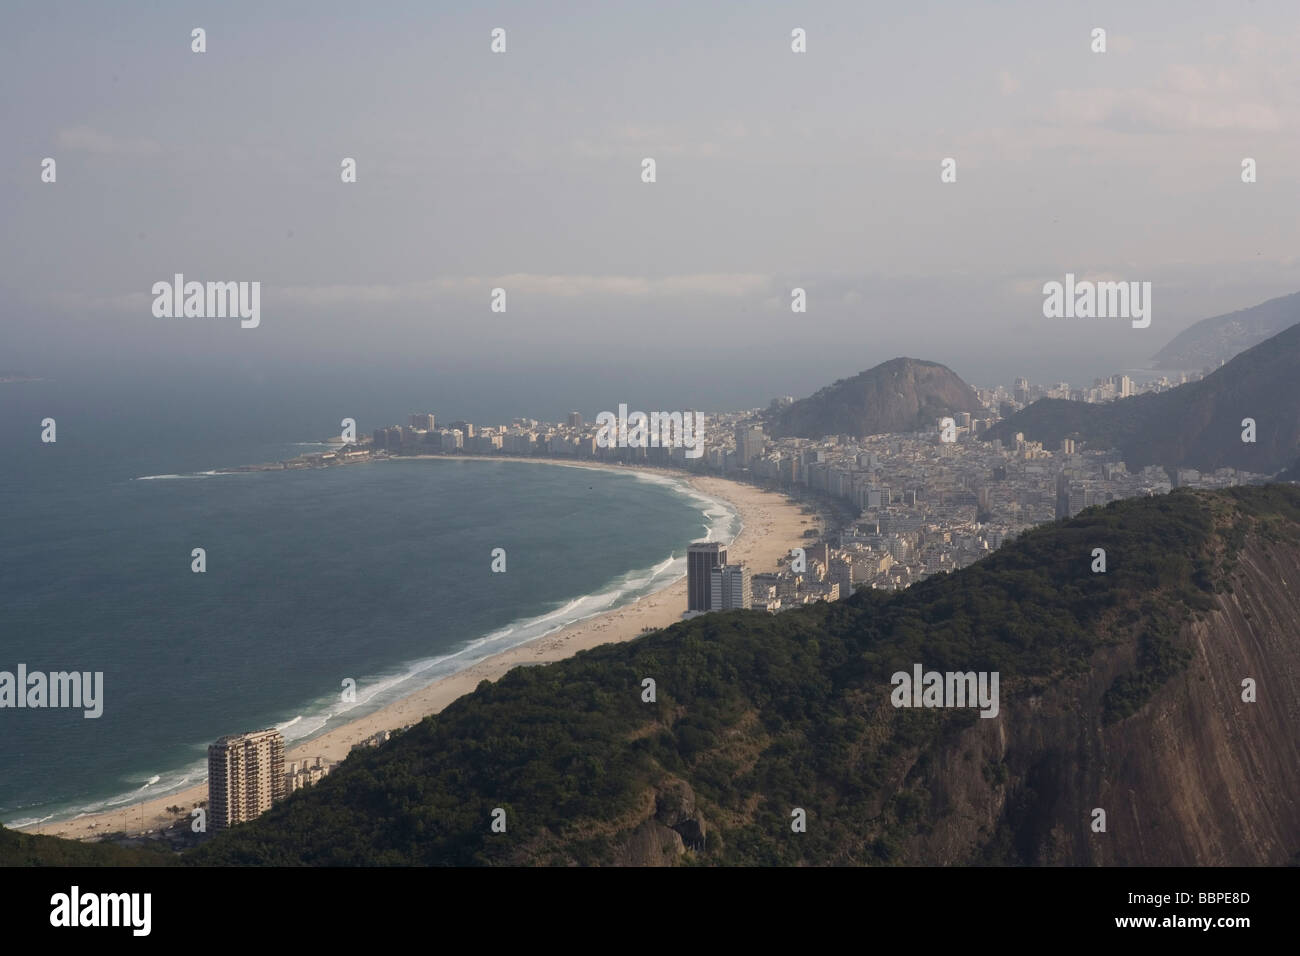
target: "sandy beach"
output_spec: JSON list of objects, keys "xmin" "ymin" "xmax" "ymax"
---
[{"xmin": 26, "ymin": 458, "xmax": 812, "ymax": 842}]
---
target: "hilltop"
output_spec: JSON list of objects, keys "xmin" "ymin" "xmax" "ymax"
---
[
  {"xmin": 763, "ymin": 358, "xmax": 984, "ymax": 439},
  {"xmin": 1151, "ymin": 291, "xmax": 1300, "ymax": 370}
]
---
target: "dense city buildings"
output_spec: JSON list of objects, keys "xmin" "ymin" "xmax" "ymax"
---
[
  {"xmin": 261, "ymin": 367, "xmax": 1265, "ymax": 613},
  {"xmin": 735, "ymin": 423, "xmax": 765, "ymax": 466},
  {"xmin": 710, "ymin": 564, "xmax": 751, "ymax": 610},
  {"xmin": 207, "ymin": 728, "xmax": 287, "ymax": 830},
  {"xmin": 285, "ymin": 756, "xmax": 331, "ymax": 794}
]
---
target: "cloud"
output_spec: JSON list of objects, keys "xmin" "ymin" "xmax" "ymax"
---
[
  {"xmin": 571, "ymin": 122, "xmax": 727, "ymax": 160},
  {"xmin": 271, "ymin": 273, "xmax": 772, "ymax": 306},
  {"xmin": 1040, "ymin": 27, "xmax": 1300, "ymax": 136},
  {"xmin": 40, "ymin": 274, "xmax": 777, "ymax": 316},
  {"xmin": 56, "ymin": 126, "xmax": 161, "ymax": 156},
  {"xmin": 45, "ymin": 289, "xmax": 152, "ymax": 314},
  {"xmin": 1046, "ymin": 86, "xmax": 1283, "ymax": 134}
]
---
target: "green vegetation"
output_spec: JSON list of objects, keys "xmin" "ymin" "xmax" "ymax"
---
[
  {"xmin": 1102, "ymin": 627, "xmax": 1195, "ymax": 724},
  {"xmin": 0, "ymin": 823, "xmax": 173, "ymax": 866}
]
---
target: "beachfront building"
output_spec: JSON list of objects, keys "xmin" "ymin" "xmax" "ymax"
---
[
  {"xmin": 687, "ymin": 541, "xmax": 727, "ymax": 612},
  {"xmin": 350, "ymin": 729, "xmax": 392, "ymax": 754},
  {"xmin": 285, "ymin": 756, "xmax": 331, "ymax": 793},
  {"xmin": 709, "ymin": 563, "xmax": 751, "ymax": 610},
  {"xmin": 207, "ymin": 728, "xmax": 287, "ymax": 830},
  {"xmin": 735, "ymin": 424, "xmax": 765, "ymax": 466}
]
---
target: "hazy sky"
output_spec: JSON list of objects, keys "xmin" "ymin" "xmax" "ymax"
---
[{"xmin": 3, "ymin": 0, "xmax": 1299, "ymax": 407}]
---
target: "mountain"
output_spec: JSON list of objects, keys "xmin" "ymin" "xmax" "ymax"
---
[
  {"xmin": 763, "ymin": 358, "xmax": 985, "ymax": 439},
  {"xmin": 170, "ymin": 485, "xmax": 1300, "ymax": 866},
  {"xmin": 986, "ymin": 321, "xmax": 1300, "ymax": 474},
  {"xmin": 1151, "ymin": 291, "xmax": 1300, "ymax": 370}
]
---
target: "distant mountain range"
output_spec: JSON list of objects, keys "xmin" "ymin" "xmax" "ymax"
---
[
  {"xmin": 987, "ymin": 321, "xmax": 1300, "ymax": 475},
  {"xmin": 12, "ymin": 485, "xmax": 1289, "ymax": 867},
  {"xmin": 763, "ymin": 357, "xmax": 984, "ymax": 439},
  {"xmin": 1151, "ymin": 291, "xmax": 1300, "ymax": 370}
]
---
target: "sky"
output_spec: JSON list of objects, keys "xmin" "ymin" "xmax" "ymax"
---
[{"xmin": 2, "ymin": 0, "xmax": 1299, "ymax": 413}]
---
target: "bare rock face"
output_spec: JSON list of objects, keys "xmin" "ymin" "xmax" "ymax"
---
[
  {"xmin": 901, "ymin": 533, "xmax": 1300, "ymax": 866},
  {"xmin": 654, "ymin": 779, "xmax": 696, "ymax": 825},
  {"xmin": 670, "ymin": 818, "xmax": 706, "ymax": 852},
  {"xmin": 656, "ymin": 780, "xmax": 706, "ymax": 852},
  {"xmin": 611, "ymin": 819, "xmax": 685, "ymax": 867},
  {"xmin": 610, "ymin": 780, "xmax": 706, "ymax": 865}
]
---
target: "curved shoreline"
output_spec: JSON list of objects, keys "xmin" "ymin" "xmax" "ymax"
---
[{"xmin": 23, "ymin": 459, "xmax": 810, "ymax": 842}]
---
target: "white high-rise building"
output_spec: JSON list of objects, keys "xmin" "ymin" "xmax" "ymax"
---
[
  {"xmin": 208, "ymin": 728, "xmax": 287, "ymax": 830},
  {"xmin": 734, "ymin": 424, "xmax": 765, "ymax": 466},
  {"xmin": 709, "ymin": 564, "xmax": 751, "ymax": 610}
]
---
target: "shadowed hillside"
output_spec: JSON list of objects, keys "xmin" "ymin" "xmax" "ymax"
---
[
  {"xmin": 987, "ymin": 322, "xmax": 1300, "ymax": 475},
  {"xmin": 0, "ymin": 823, "xmax": 172, "ymax": 866},
  {"xmin": 1152, "ymin": 290, "xmax": 1300, "ymax": 370}
]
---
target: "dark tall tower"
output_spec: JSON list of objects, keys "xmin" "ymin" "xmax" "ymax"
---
[
  {"xmin": 1055, "ymin": 471, "xmax": 1070, "ymax": 521},
  {"xmin": 687, "ymin": 541, "xmax": 727, "ymax": 612}
]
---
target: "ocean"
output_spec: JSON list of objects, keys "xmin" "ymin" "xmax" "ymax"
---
[{"xmin": 0, "ymin": 374, "xmax": 735, "ymax": 827}]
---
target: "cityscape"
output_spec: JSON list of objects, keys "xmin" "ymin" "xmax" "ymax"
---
[
  {"xmin": 234, "ymin": 365, "xmax": 1258, "ymax": 613},
  {"xmin": 172, "ymin": 357, "xmax": 1267, "ymax": 838}
]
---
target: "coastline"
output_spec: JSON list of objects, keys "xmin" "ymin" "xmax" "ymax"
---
[{"xmin": 25, "ymin": 458, "xmax": 811, "ymax": 842}]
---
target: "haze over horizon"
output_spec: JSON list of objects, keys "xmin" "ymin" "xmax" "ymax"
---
[{"xmin": 5, "ymin": 0, "xmax": 1300, "ymax": 409}]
